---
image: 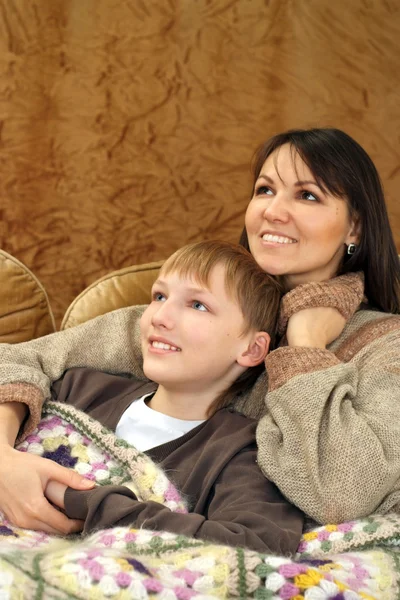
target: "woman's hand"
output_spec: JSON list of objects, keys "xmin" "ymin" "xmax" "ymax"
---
[
  {"xmin": 286, "ymin": 306, "xmax": 346, "ymax": 349},
  {"xmin": 277, "ymin": 272, "xmax": 364, "ymax": 348},
  {"xmin": 0, "ymin": 444, "xmax": 93, "ymax": 533}
]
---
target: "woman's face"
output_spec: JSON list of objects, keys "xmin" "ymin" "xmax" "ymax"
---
[{"xmin": 245, "ymin": 144, "xmax": 359, "ymax": 288}]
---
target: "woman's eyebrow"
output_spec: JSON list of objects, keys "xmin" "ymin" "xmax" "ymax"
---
[
  {"xmin": 256, "ymin": 174, "xmax": 322, "ymax": 189},
  {"xmin": 256, "ymin": 174, "xmax": 274, "ymax": 184},
  {"xmin": 294, "ymin": 179, "xmax": 322, "ymax": 189}
]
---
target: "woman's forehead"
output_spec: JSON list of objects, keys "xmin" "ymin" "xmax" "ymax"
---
[
  {"xmin": 258, "ymin": 144, "xmax": 346, "ymax": 199},
  {"xmin": 260, "ymin": 145, "xmax": 311, "ymax": 181}
]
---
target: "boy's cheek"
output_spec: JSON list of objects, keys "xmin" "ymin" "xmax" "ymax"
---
[
  {"xmin": 139, "ymin": 311, "xmax": 147, "ymax": 334},
  {"xmin": 139, "ymin": 312, "xmax": 151, "ymax": 345}
]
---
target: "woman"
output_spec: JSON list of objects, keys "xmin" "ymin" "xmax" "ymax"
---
[{"xmin": 0, "ymin": 127, "xmax": 399, "ymax": 534}]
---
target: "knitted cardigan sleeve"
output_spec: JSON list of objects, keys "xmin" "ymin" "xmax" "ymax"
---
[
  {"xmin": 0, "ymin": 306, "xmax": 147, "ymax": 440},
  {"xmin": 254, "ymin": 273, "xmax": 400, "ymax": 524}
]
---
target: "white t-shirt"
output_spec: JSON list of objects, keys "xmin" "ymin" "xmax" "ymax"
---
[{"xmin": 115, "ymin": 393, "xmax": 205, "ymax": 452}]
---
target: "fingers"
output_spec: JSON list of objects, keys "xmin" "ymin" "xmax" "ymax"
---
[
  {"xmin": 7, "ymin": 494, "xmax": 84, "ymax": 535},
  {"xmin": 68, "ymin": 519, "xmax": 85, "ymax": 534},
  {"xmin": 26, "ymin": 517, "xmax": 84, "ymax": 535},
  {"xmin": 26, "ymin": 498, "xmax": 84, "ymax": 534},
  {"xmin": 45, "ymin": 480, "xmax": 67, "ymax": 509},
  {"xmin": 0, "ymin": 452, "xmax": 89, "ymax": 534},
  {"xmin": 45, "ymin": 461, "xmax": 95, "ymax": 490},
  {"xmin": 39, "ymin": 499, "xmax": 79, "ymax": 534}
]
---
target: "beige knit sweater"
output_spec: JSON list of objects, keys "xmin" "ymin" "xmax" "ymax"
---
[{"xmin": 0, "ymin": 273, "xmax": 399, "ymax": 524}]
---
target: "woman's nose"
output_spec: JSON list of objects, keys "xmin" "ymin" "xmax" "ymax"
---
[{"xmin": 262, "ymin": 193, "xmax": 290, "ymax": 223}]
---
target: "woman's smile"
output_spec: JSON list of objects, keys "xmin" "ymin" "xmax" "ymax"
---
[
  {"xmin": 245, "ymin": 144, "xmax": 358, "ymax": 288},
  {"xmin": 260, "ymin": 231, "xmax": 298, "ymax": 246}
]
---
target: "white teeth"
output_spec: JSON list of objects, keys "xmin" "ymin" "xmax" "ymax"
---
[
  {"xmin": 151, "ymin": 341, "xmax": 181, "ymax": 351},
  {"xmin": 262, "ymin": 234, "xmax": 297, "ymax": 244}
]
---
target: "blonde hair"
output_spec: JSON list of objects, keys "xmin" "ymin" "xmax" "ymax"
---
[
  {"xmin": 160, "ymin": 241, "xmax": 282, "ymax": 415},
  {"xmin": 161, "ymin": 240, "xmax": 281, "ymax": 338}
]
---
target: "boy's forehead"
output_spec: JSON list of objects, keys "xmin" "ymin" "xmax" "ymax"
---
[
  {"xmin": 160, "ymin": 263, "xmax": 218, "ymax": 287},
  {"xmin": 157, "ymin": 272, "xmax": 210, "ymax": 293},
  {"xmin": 159, "ymin": 263, "xmax": 232, "ymax": 296}
]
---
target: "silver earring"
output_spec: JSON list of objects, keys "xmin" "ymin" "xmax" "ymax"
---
[{"xmin": 347, "ymin": 243, "xmax": 357, "ymax": 255}]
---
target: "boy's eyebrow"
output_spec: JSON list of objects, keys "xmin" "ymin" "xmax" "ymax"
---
[
  {"xmin": 184, "ymin": 285, "xmax": 211, "ymax": 295},
  {"xmin": 154, "ymin": 278, "xmax": 211, "ymax": 295},
  {"xmin": 152, "ymin": 278, "xmax": 164, "ymax": 287}
]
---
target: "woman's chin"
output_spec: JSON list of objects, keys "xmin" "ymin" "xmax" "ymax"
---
[{"xmin": 254, "ymin": 257, "xmax": 290, "ymax": 276}]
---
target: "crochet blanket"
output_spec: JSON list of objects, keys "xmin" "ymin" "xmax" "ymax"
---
[{"xmin": 0, "ymin": 401, "xmax": 399, "ymax": 599}]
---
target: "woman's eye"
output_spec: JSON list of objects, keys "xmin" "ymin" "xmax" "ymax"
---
[
  {"xmin": 192, "ymin": 301, "xmax": 208, "ymax": 312},
  {"xmin": 300, "ymin": 190, "xmax": 319, "ymax": 202},
  {"xmin": 153, "ymin": 292, "xmax": 166, "ymax": 302},
  {"xmin": 255, "ymin": 185, "xmax": 273, "ymax": 196}
]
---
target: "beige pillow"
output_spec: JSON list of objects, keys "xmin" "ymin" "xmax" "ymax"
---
[
  {"xmin": 0, "ymin": 249, "xmax": 56, "ymax": 343},
  {"xmin": 61, "ymin": 260, "xmax": 164, "ymax": 330}
]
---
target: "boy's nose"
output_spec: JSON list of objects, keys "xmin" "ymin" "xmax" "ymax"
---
[{"xmin": 151, "ymin": 301, "xmax": 175, "ymax": 329}]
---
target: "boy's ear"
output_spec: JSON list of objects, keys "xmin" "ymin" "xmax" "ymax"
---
[{"xmin": 237, "ymin": 332, "xmax": 270, "ymax": 367}]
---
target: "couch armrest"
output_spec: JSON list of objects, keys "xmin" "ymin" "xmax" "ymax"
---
[
  {"xmin": 61, "ymin": 260, "xmax": 164, "ymax": 330},
  {"xmin": 0, "ymin": 249, "xmax": 56, "ymax": 343}
]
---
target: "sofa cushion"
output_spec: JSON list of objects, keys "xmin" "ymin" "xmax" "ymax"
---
[
  {"xmin": 0, "ymin": 249, "xmax": 56, "ymax": 343},
  {"xmin": 61, "ymin": 260, "xmax": 163, "ymax": 330}
]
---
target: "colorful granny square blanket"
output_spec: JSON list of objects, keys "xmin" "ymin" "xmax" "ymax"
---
[{"xmin": 0, "ymin": 400, "xmax": 399, "ymax": 599}]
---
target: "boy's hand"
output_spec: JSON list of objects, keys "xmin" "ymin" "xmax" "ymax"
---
[
  {"xmin": 0, "ymin": 444, "xmax": 92, "ymax": 534},
  {"xmin": 45, "ymin": 480, "xmax": 68, "ymax": 511},
  {"xmin": 45, "ymin": 481, "xmax": 85, "ymax": 533}
]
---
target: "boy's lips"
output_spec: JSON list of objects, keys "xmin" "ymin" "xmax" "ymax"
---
[{"xmin": 148, "ymin": 336, "xmax": 181, "ymax": 352}]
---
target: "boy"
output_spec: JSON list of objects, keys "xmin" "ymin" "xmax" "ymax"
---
[{"xmin": 27, "ymin": 242, "xmax": 304, "ymax": 553}]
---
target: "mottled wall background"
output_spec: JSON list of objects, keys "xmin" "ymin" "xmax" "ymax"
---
[{"xmin": 0, "ymin": 0, "xmax": 399, "ymax": 324}]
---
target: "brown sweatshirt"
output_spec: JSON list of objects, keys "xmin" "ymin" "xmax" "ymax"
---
[
  {"xmin": 50, "ymin": 367, "xmax": 303, "ymax": 554},
  {"xmin": 4, "ymin": 273, "xmax": 399, "ymax": 523}
]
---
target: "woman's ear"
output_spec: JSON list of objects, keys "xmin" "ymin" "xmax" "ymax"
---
[
  {"xmin": 237, "ymin": 332, "xmax": 270, "ymax": 367},
  {"xmin": 346, "ymin": 214, "xmax": 361, "ymax": 246}
]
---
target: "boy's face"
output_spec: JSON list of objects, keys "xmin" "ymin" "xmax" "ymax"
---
[{"xmin": 140, "ymin": 264, "xmax": 254, "ymax": 395}]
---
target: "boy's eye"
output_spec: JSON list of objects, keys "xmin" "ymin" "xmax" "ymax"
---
[
  {"xmin": 255, "ymin": 185, "xmax": 273, "ymax": 196},
  {"xmin": 192, "ymin": 301, "xmax": 208, "ymax": 312},
  {"xmin": 153, "ymin": 292, "xmax": 166, "ymax": 302},
  {"xmin": 300, "ymin": 190, "xmax": 319, "ymax": 202}
]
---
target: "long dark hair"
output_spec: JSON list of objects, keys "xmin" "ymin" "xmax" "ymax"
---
[{"xmin": 240, "ymin": 128, "xmax": 400, "ymax": 314}]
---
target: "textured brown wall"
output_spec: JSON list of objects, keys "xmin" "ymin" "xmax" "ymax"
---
[{"xmin": 0, "ymin": 0, "xmax": 399, "ymax": 324}]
